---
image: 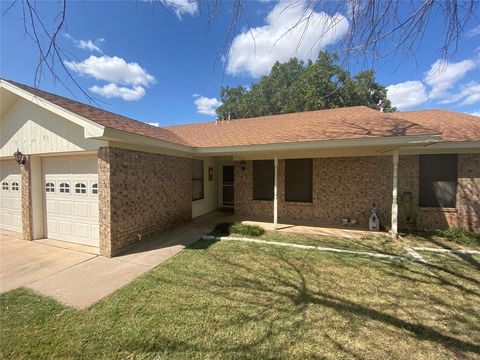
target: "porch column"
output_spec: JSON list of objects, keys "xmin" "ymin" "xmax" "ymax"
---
[
  {"xmin": 391, "ymin": 148, "xmax": 399, "ymax": 239},
  {"xmin": 273, "ymin": 155, "xmax": 278, "ymax": 230}
]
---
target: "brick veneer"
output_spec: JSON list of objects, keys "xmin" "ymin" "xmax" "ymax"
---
[
  {"xmin": 457, "ymin": 154, "xmax": 480, "ymax": 233},
  {"xmin": 419, "ymin": 154, "xmax": 480, "ymax": 234},
  {"xmin": 235, "ymin": 154, "xmax": 480, "ymax": 234},
  {"xmin": 98, "ymin": 147, "xmax": 192, "ymax": 257},
  {"xmin": 20, "ymin": 156, "xmax": 33, "ymax": 240}
]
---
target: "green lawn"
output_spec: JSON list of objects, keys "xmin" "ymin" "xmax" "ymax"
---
[
  {"xmin": 1, "ymin": 235, "xmax": 479, "ymax": 359},
  {"xmin": 256, "ymin": 230, "xmax": 480, "ymax": 257}
]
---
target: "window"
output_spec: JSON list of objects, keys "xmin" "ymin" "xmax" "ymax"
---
[
  {"xmin": 45, "ymin": 182, "xmax": 55, "ymax": 193},
  {"xmin": 75, "ymin": 183, "xmax": 87, "ymax": 194},
  {"xmin": 419, "ymin": 154, "xmax": 457, "ymax": 208},
  {"xmin": 11, "ymin": 182, "xmax": 19, "ymax": 191},
  {"xmin": 92, "ymin": 183, "xmax": 98, "ymax": 195},
  {"xmin": 2, "ymin": 182, "xmax": 8, "ymax": 190},
  {"xmin": 59, "ymin": 183, "xmax": 70, "ymax": 193},
  {"xmin": 285, "ymin": 159, "xmax": 313, "ymax": 202},
  {"xmin": 192, "ymin": 159, "xmax": 204, "ymax": 201},
  {"xmin": 253, "ymin": 160, "xmax": 274, "ymax": 200}
]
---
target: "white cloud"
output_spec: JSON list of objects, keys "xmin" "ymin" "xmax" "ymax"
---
[
  {"xmin": 438, "ymin": 81, "xmax": 480, "ymax": 106},
  {"xmin": 459, "ymin": 82, "xmax": 480, "ymax": 105},
  {"xmin": 424, "ymin": 59, "xmax": 476, "ymax": 99},
  {"xmin": 65, "ymin": 33, "xmax": 103, "ymax": 52},
  {"xmin": 148, "ymin": 122, "xmax": 160, "ymax": 127},
  {"xmin": 65, "ymin": 55, "xmax": 156, "ymax": 87},
  {"xmin": 169, "ymin": 0, "xmax": 198, "ymax": 17},
  {"xmin": 469, "ymin": 110, "xmax": 480, "ymax": 117},
  {"xmin": 77, "ymin": 39, "xmax": 102, "ymax": 52},
  {"xmin": 194, "ymin": 96, "xmax": 222, "ymax": 116},
  {"xmin": 466, "ymin": 25, "xmax": 480, "ymax": 38},
  {"xmin": 387, "ymin": 56, "xmax": 479, "ymax": 110},
  {"xmin": 386, "ymin": 81, "xmax": 428, "ymax": 109},
  {"xmin": 226, "ymin": 1, "xmax": 349, "ymax": 77},
  {"xmin": 89, "ymin": 83, "xmax": 146, "ymax": 101},
  {"xmin": 143, "ymin": 0, "xmax": 198, "ymax": 18}
]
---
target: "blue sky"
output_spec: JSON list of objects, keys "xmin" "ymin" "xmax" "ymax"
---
[{"xmin": 1, "ymin": 0, "xmax": 479, "ymax": 126}]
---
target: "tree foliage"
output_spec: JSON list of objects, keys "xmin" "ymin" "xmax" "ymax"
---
[{"xmin": 216, "ymin": 52, "xmax": 395, "ymax": 120}]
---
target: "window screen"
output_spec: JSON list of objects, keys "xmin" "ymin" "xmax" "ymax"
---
[
  {"xmin": 253, "ymin": 160, "xmax": 274, "ymax": 200},
  {"xmin": 419, "ymin": 154, "xmax": 457, "ymax": 208},
  {"xmin": 285, "ymin": 158, "xmax": 313, "ymax": 202},
  {"xmin": 192, "ymin": 159, "xmax": 204, "ymax": 201}
]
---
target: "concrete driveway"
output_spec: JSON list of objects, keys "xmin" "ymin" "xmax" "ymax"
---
[{"xmin": 0, "ymin": 212, "xmax": 230, "ymax": 308}]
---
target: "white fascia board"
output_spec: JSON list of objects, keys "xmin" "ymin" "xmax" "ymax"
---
[
  {"xmin": 191, "ymin": 134, "xmax": 441, "ymax": 155},
  {"xmin": 0, "ymin": 80, "xmax": 105, "ymax": 138},
  {"xmin": 399, "ymin": 141, "xmax": 480, "ymax": 155},
  {"xmin": 101, "ymin": 127, "xmax": 192, "ymax": 154}
]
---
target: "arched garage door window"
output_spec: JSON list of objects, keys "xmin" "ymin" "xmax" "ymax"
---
[{"xmin": 59, "ymin": 183, "xmax": 70, "ymax": 193}]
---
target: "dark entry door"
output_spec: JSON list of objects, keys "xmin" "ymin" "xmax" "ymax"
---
[{"xmin": 222, "ymin": 165, "xmax": 234, "ymax": 207}]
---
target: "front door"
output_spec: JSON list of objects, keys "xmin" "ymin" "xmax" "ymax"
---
[{"xmin": 222, "ymin": 165, "xmax": 234, "ymax": 208}]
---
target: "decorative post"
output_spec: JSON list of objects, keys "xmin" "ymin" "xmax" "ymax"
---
[
  {"xmin": 273, "ymin": 155, "xmax": 278, "ymax": 231},
  {"xmin": 391, "ymin": 148, "xmax": 399, "ymax": 239}
]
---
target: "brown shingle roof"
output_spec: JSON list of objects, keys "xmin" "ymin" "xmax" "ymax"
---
[
  {"xmin": 10, "ymin": 80, "xmax": 473, "ymax": 149},
  {"xmin": 392, "ymin": 109, "xmax": 480, "ymax": 142},
  {"xmin": 5, "ymin": 80, "xmax": 189, "ymax": 146},
  {"xmin": 165, "ymin": 107, "xmax": 439, "ymax": 147}
]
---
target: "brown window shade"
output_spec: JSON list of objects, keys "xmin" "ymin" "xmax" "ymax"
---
[
  {"xmin": 253, "ymin": 160, "xmax": 274, "ymax": 200},
  {"xmin": 419, "ymin": 154, "xmax": 457, "ymax": 208},
  {"xmin": 285, "ymin": 158, "xmax": 313, "ymax": 202},
  {"xmin": 192, "ymin": 159, "xmax": 204, "ymax": 201}
]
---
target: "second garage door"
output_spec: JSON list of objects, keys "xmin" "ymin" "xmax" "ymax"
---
[
  {"xmin": 43, "ymin": 156, "xmax": 99, "ymax": 246},
  {"xmin": 0, "ymin": 160, "xmax": 22, "ymax": 232}
]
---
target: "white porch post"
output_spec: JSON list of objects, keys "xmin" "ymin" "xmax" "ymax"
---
[
  {"xmin": 391, "ymin": 148, "xmax": 399, "ymax": 239},
  {"xmin": 273, "ymin": 155, "xmax": 278, "ymax": 231}
]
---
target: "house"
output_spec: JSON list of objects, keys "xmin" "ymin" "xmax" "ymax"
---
[{"xmin": 1, "ymin": 79, "xmax": 479, "ymax": 257}]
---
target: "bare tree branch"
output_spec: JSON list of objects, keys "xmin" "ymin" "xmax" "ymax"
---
[{"xmin": 2, "ymin": 0, "xmax": 477, "ymax": 102}]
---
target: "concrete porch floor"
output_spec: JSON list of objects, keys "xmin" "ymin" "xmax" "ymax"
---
[
  {"xmin": 239, "ymin": 218, "xmax": 386, "ymax": 240},
  {"xmin": 0, "ymin": 211, "xmax": 233, "ymax": 309}
]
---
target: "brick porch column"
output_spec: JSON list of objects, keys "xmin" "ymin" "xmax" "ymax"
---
[
  {"xmin": 98, "ymin": 147, "xmax": 113, "ymax": 257},
  {"xmin": 20, "ymin": 156, "xmax": 33, "ymax": 240}
]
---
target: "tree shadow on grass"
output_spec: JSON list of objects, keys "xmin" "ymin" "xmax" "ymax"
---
[
  {"xmin": 424, "ymin": 236, "xmax": 480, "ymax": 270},
  {"xmin": 151, "ymin": 242, "xmax": 480, "ymax": 357}
]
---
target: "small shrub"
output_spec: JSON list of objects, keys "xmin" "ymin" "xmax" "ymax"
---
[
  {"xmin": 210, "ymin": 222, "xmax": 232, "ymax": 236},
  {"xmin": 209, "ymin": 222, "xmax": 265, "ymax": 237},
  {"xmin": 229, "ymin": 223, "xmax": 265, "ymax": 237},
  {"xmin": 433, "ymin": 228, "xmax": 479, "ymax": 246}
]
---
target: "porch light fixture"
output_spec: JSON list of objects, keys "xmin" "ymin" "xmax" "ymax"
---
[
  {"xmin": 14, "ymin": 148, "xmax": 26, "ymax": 165},
  {"xmin": 240, "ymin": 160, "xmax": 247, "ymax": 172}
]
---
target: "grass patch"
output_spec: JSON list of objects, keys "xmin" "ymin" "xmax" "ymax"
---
[
  {"xmin": 210, "ymin": 222, "xmax": 265, "ymax": 237},
  {"xmin": 1, "ymin": 235, "xmax": 479, "ymax": 359},
  {"xmin": 254, "ymin": 230, "xmax": 479, "ymax": 257},
  {"xmin": 433, "ymin": 228, "xmax": 479, "ymax": 247}
]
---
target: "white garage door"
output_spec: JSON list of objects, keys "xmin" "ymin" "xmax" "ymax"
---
[
  {"xmin": 0, "ymin": 160, "xmax": 22, "ymax": 232},
  {"xmin": 43, "ymin": 156, "xmax": 99, "ymax": 246}
]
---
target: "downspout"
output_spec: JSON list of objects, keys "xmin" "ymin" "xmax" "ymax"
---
[
  {"xmin": 391, "ymin": 148, "xmax": 399, "ymax": 239},
  {"xmin": 273, "ymin": 155, "xmax": 278, "ymax": 231}
]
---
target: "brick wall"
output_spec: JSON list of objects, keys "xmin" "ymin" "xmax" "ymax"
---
[
  {"xmin": 419, "ymin": 154, "xmax": 480, "ymax": 234},
  {"xmin": 98, "ymin": 147, "xmax": 192, "ymax": 257},
  {"xmin": 235, "ymin": 154, "xmax": 480, "ymax": 234},
  {"xmin": 20, "ymin": 157, "xmax": 33, "ymax": 240},
  {"xmin": 457, "ymin": 154, "xmax": 480, "ymax": 233}
]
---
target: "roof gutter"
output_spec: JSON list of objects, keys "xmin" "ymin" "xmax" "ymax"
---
[
  {"xmin": 191, "ymin": 134, "xmax": 442, "ymax": 155},
  {"xmin": 100, "ymin": 127, "xmax": 193, "ymax": 154}
]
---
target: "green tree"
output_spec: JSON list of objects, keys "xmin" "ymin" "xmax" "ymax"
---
[{"xmin": 216, "ymin": 52, "xmax": 395, "ymax": 120}]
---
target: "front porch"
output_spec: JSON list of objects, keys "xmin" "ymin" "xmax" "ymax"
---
[{"xmin": 240, "ymin": 217, "xmax": 382, "ymax": 240}]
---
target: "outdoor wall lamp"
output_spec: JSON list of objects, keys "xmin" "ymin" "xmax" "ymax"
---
[
  {"xmin": 240, "ymin": 160, "xmax": 247, "ymax": 172},
  {"xmin": 14, "ymin": 148, "xmax": 26, "ymax": 165}
]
